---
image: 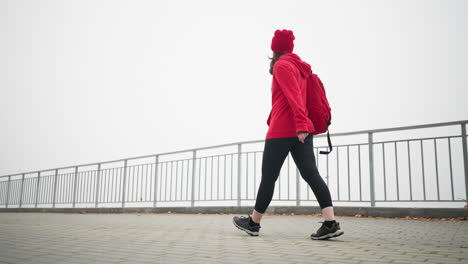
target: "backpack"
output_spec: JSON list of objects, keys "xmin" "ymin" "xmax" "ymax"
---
[{"xmin": 306, "ymin": 72, "xmax": 333, "ymax": 155}]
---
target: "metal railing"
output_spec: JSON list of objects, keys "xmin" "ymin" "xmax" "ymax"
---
[{"xmin": 1, "ymin": 120, "xmax": 467, "ymax": 209}]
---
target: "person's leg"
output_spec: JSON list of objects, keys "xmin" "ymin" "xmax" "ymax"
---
[
  {"xmin": 290, "ymin": 133, "xmax": 335, "ymax": 221},
  {"xmin": 251, "ymin": 137, "xmax": 295, "ymax": 223},
  {"xmin": 321, "ymin": 206, "xmax": 335, "ymax": 221}
]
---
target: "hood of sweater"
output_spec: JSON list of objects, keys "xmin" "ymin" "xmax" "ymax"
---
[{"xmin": 278, "ymin": 53, "xmax": 311, "ymax": 78}]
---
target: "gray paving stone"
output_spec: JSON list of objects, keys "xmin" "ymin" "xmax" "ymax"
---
[{"xmin": 0, "ymin": 212, "xmax": 467, "ymax": 264}]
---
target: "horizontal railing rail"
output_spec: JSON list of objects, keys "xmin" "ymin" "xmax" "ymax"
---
[
  {"xmin": 1, "ymin": 119, "xmax": 467, "ymax": 209},
  {"xmin": 1, "ymin": 119, "xmax": 466, "ymax": 177}
]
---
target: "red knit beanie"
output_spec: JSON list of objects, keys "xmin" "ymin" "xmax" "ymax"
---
[{"xmin": 271, "ymin": 29, "xmax": 295, "ymax": 53}]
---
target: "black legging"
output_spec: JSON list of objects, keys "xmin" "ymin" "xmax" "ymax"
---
[{"xmin": 254, "ymin": 133, "xmax": 333, "ymax": 213}]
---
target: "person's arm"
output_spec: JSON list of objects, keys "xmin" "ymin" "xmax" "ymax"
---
[
  {"xmin": 267, "ymin": 110, "xmax": 272, "ymax": 126},
  {"xmin": 274, "ymin": 62, "xmax": 310, "ymax": 134}
]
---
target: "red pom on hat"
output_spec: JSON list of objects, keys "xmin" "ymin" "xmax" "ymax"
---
[{"xmin": 271, "ymin": 29, "xmax": 295, "ymax": 53}]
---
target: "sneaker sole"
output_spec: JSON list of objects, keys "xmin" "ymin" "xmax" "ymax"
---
[
  {"xmin": 232, "ymin": 218, "xmax": 259, "ymax": 236},
  {"xmin": 311, "ymin": 230, "xmax": 344, "ymax": 240}
]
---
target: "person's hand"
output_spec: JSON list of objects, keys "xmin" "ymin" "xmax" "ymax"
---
[{"xmin": 297, "ymin": 132, "xmax": 308, "ymax": 143}]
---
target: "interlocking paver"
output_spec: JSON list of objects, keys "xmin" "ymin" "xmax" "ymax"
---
[{"xmin": 0, "ymin": 212, "xmax": 467, "ymax": 264}]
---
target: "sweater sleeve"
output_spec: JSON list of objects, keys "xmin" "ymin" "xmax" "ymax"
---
[{"xmin": 274, "ymin": 62, "xmax": 310, "ymax": 133}]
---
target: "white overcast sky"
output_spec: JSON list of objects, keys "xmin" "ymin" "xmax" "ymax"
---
[{"xmin": 1, "ymin": 0, "xmax": 467, "ymax": 176}]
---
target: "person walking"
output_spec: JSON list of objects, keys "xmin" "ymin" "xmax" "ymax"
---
[{"xmin": 232, "ymin": 29, "xmax": 344, "ymax": 240}]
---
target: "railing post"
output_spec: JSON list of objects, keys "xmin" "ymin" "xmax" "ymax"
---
[
  {"xmin": 191, "ymin": 151, "xmax": 196, "ymax": 207},
  {"xmin": 72, "ymin": 166, "xmax": 78, "ymax": 208},
  {"xmin": 461, "ymin": 123, "xmax": 468, "ymax": 206},
  {"xmin": 19, "ymin": 173, "xmax": 25, "ymax": 208},
  {"xmin": 34, "ymin": 172, "xmax": 41, "ymax": 208},
  {"xmin": 237, "ymin": 144, "xmax": 242, "ymax": 207},
  {"xmin": 153, "ymin": 155, "xmax": 159, "ymax": 208},
  {"xmin": 121, "ymin": 159, "xmax": 128, "ymax": 208},
  {"xmin": 52, "ymin": 169, "xmax": 58, "ymax": 208},
  {"xmin": 296, "ymin": 168, "xmax": 300, "ymax": 206},
  {"xmin": 5, "ymin": 176, "xmax": 11, "ymax": 208},
  {"xmin": 368, "ymin": 132, "xmax": 376, "ymax": 207},
  {"xmin": 95, "ymin": 163, "xmax": 101, "ymax": 208}
]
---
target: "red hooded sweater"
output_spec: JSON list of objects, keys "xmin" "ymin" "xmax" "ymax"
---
[{"xmin": 266, "ymin": 53, "xmax": 315, "ymax": 139}]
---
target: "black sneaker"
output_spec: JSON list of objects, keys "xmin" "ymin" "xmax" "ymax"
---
[
  {"xmin": 232, "ymin": 215, "xmax": 261, "ymax": 236},
  {"xmin": 310, "ymin": 221, "xmax": 344, "ymax": 240}
]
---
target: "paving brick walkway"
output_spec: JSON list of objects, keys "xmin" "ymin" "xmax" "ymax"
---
[{"xmin": 0, "ymin": 212, "xmax": 467, "ymax": 264}]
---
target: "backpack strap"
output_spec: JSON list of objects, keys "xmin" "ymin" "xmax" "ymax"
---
[{"xmin": 319, "ymin": 130, "xmax": 333, "ymax": 155}]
